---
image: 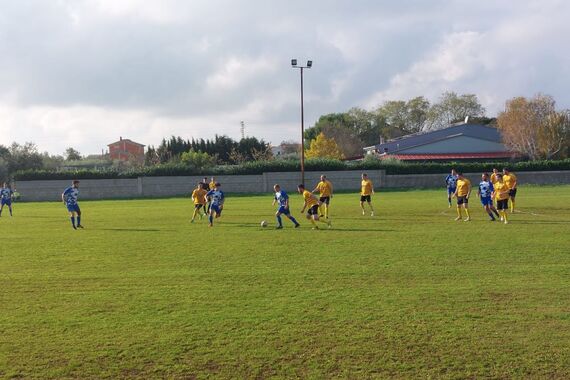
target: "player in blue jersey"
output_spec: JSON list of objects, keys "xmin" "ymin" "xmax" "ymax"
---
[
  {"xmin": 62, "ymin": 180, "xmax": 83, "ymax": 229},
  {"xmin": 477, "ymin": 173, "xmax": 500, "ymax": 221},
  {"xmin": 206, "ymin": 182, "xmax": 224, "ymax": 227},
  {"xmin": 0, "ymin": 182, "xmax": 14, "ymax": 217},
  {"xmin": 445, "ymin": 169, "xmax": 458, "ymax": 207},
  {"xmin": 272, "ymin": 184, "xmax": 300, "ymax": 229}
]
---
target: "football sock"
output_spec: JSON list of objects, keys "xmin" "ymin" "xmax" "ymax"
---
[
  {"xmin": 77, "ymin": 216, "xmax": 81, "ymax": 226},
  {"xmin": 510, "ymin": 200, "xmax": 515, "ymax": 212},
  {"xmin": 276, "ymin": 215, "xmax": 282, "ymax": 227},
  {"xmin": 493, "ymin": 208, "xmax": 500, "ymax": 217},
  {"xmin": 70, "ymin": 216, "xmax": 76, "ymax": 227},
  {"xmin": 502, "ymin": 211, "xmax": 508, "ymax": 222},
  {"xmin": 310, "ymin": 218, "xmax": 316, "ymax": 227},
  {"xmin": 487, "ymin": 211, "xmax": 495, "ymax": 220},
  {"xmin": 325, "ymin": 207, "xmax": 329, "ymax": 219},
  {"xmin": 456, "ymin": 207, "xmax": 462, "ymax": 218},
  {"xmin": 465, "ymin": 209, "xmax": 470, "ymax": 218},
  {"xmin": 289, "ymin": 216, "xmax": 299, "ymax": 225},
  {"xmin": 209, "ymin": 215, "xmax": 213, "ymax": 224}
]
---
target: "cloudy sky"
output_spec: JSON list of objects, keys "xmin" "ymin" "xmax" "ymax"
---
[{"xmin": 1, "ymin": 0, "xmax": 569, "ymax": 155}]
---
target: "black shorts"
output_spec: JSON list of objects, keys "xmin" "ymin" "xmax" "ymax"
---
[
  {"xmin": 497, "ymin": 199, "xmax": 509, "ymax": 210},
  {"xmin": 457, "ymin": 196, "xmax": 469, "ymax": 205},
  {"xmin": 509, "ymin": 189, "xmax": 517, "ymax": 197},
  {"xmin": 319, "ymin": 196, "xmax": 330, "ymax": 205},
  {"xmin": 194, "ymin": 204, "xmax": 204, "ymax": 210},
  {"xmin": 360, "ymin": 195, "xmax": 371, "ymax": 203},
  {"xmin": 307, "ymin": 205, "xmax": 319, "ymax": 216}
]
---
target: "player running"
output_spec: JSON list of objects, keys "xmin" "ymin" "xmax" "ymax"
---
[
  {"xmin": 503, "ymin": 168, "xmax": 518, "ymax": 213},
  {"xmin": 206, "ymin": 182, "xmax": 224, "ymax": 227},
  {"xmin": 272, "ymin": 184, "xmax": 300, "ymax": 229},
  {"xmin": 360, "ymin": 173, "xmax": 375, "ymax": 216},
  {"xmin": 492, "ymin": 174, "xmax": 511, "ymax": 224},
  {"xmin": 298, "ymin": 184, "xmax": 331, "ymax": 229},
  {"xmin": 190, "ymin": 182, "xmax": 208, "ymax": 223},
  {"xmin": 478, "ymin": 173, "xmax": 500, "ymax": 221},
  {"xmin": 312, "ymin": 175, "xmax": 333, "ymax": 219},
  {"xmin": 0, "ymin": 182, "xmax": 14, "ymax": 217},
  {"xmin": 62, "ymin": 180, "xmax": 83, "ymax": 230},
  {"xmin": 452, "ymin": 173, "xmax": 471, "ymax": 221},
  {"xmin": 445, "ymin": 169, "xmax": 459, "ymax": 208}
]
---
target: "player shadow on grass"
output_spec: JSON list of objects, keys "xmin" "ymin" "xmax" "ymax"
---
[{"xmin": 220, "ymin": 221, "xmax": 394, "ymax": 232}]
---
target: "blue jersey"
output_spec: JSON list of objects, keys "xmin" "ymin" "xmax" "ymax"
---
[
  {"xmin": 63, "ymin": 186, "xmax": 79, "ymax": 205},
  {"xmin": 274, "ymin": 190, "xmax": 289, "ymax": 208},
  {"xmin": 206, "ymin": 189, "xmax": 224, "ymax": 207},
  {"xmin": 445, "ymin": 174, "xmax": 458, "ymax": 188},
  {"xmin": 478, "ymin": 180, "xmax": 494, "ymax": 198},
  {"xmin": 0, "ymin": 187, "xmax": 12, "ymax": 201}
]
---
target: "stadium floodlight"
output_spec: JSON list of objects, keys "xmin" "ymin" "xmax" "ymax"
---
[{"xmin": 291, "ymin": 58, "xmax": 313, "ymax": 185}]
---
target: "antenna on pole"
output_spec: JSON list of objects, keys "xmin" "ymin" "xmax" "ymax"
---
[{"xmin": 240, "ymin": 121, "xmax": 245, "ymax": 140}]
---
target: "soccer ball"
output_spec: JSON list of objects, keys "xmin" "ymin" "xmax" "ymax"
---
[{"xmin": 260, "ymin": 220, "xmax": 268, "ymax": 227}]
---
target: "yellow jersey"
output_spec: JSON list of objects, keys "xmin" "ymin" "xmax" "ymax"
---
[
  {"xmin": 361, "ymin": 179, "xmax": 373, "ymax": 196},
  {"xmin": 316, "ymin": 180, "xmax": 333, "ymax": 197},
  {"xmin": 503, "ymin": 173, "xmax": 517, "ymax": 190},
  {"xmin": 192, "ymin": 188, "xmax": 207, "ymax": 205},
  {"xmin": 209, "ymin": 181, "xmax": 216, "ymax": 190},
  {"xmin": 490, "ymin": 173, "xmax": 499, "ymax": 184},
  {"xmin": 494, "ymin": 182, "xmax": 510, "ymax": 200},
  {"xmin": 456, "ymin": 178, "xmax": 471, "ymax": 196},
  {"xmin": 303, "ymin": 190, "xmax": 319, "ymax": 208}
]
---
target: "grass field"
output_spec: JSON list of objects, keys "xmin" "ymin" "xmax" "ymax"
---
[{"xmin": 1, "ymin": 186, "xmax": 570, "ymax": 379}]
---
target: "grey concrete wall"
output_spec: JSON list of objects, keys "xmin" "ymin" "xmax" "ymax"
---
[
  {"xmin": 14, "ymin": 170, "xmax": 570, "ymax": 201},
  {"xmin": 15, "ymin": 178, "xmax": 139, "ymax": 202},
  {"xmin": 384, "ymin": 170, "xmax": 570, "ymax": 188}
]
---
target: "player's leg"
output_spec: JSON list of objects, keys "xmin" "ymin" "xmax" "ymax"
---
[
  {"xmin": 360, "ymin": 195, "xmax": 366, "ymax": 215},
  {"xmin": 484, "ymin": 202, "xmax": 495, "ymax": 221},
  {"xmin": 69, "ymin": 211, "xmax": 77, "ymax": 229},
  {"xmin": 510, "ymin": 190, "xmax": 516, "ymax": 213},
  {"xmin": 0, "ymin": 202, "xmax": 3, "ymax": 216},
  {"xmin": 490, "ymin": 203, "xmax": 500, "ymax": 218},
  {"xmin": 455, "ymin": 198, "xmax": 463, "ymax": 221},
  {"xmin": 8, "ymin": 203, "xmax": 12, "ymax": 216},
  {"xmin": 191, "ymin": 205, "xmax": 199, "ymax": 222},
  {"xmin": 447, "ymin": 188, "xmax": 452, "ymax": 207},
  {"xmin": 208, "ymin": 205, "xmax": 216, "ymax": 226},
  {"xmin": 76, "ymin": 207, "xmax": 83, "ymax": 228},
  {"xmin": 275, "ymin": 210, "xmax": 283, "ymax": 228},
  {"xmin": 463, "ymin": 200, "xmax": 470, "ymax": 221},
  {"xmin": 367, "ymin": 197, "xmax": 374, "ymax": 216}
]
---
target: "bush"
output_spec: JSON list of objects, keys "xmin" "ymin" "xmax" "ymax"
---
[{"xmin": 12, "ymin": 158, "xmax": 570, "ymax": 181}]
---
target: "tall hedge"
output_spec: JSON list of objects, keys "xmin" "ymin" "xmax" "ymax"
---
[{"xmin": 12, "ymin": 158, "xmax": 570, "ymax": 181}]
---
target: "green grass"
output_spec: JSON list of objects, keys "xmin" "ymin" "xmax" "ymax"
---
[{"xmin": 1, "ymin": 186, "xmax": 569, "ymax": 379}]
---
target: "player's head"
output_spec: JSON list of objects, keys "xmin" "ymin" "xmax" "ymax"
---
[
  {"xmin": 297, "ymin": 184, "xmax": 305, "ymax": 194},
  {"xmin": 496, "ymin": 173, "xmax": 504, "ymax": 181},
  {"xmin": 457, "ymin": 172, "xmax": 464, "ymax": 178},
  {"xmin": 321, "ymin": 174, "xmax": 326, "ymax": 181},
  {"xmin": 503, "ymin": 168, "xmax": 510, "ymax": 175},
  {"xmin": 203, "ymin": 177, "xmax": 208, "ymax": 182},
  {"xmin": 451, "ymin": 168, "xmax": 457, "ymax": 175},
  {"xmin": 215, "ymin": 182, "xmax": 221, "ymax": 189},
  {"xmin": 361, "ymin": 173, "xmax": 368, "ymax": 180},
  {"xmin": 273, "ymin": 184, "xmax": 281, "ymax": 192},
  {"xmin": 72, "ymin": 180, "xmax": 80, "ymax": 188},
  {"xmin": 197, "ymin": 182, "xmax": 203, "ymax": 188},
  {"xmin": 492, "ymin": 168, "xmax": 499, "ymax": 174},
  {"xmin": 211, "ymin": 176, "xmax": 215, "ymax": 181},
  {"xmin": 2, "ymin": 182, "xmax": 7, "ymax": 188},
  {"xmin": 482, "ymin": 173, "xmax": 489, "ymax": 180}
]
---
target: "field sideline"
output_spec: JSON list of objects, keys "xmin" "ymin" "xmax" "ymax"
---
[{"xmin": 1, "ymin": 186, "xmax": 570, "ymax": 378}]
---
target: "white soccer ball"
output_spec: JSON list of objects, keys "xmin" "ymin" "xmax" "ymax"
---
[{"xmin": 260, "ymin": 220, "xmax": 268, "ymax": 227}]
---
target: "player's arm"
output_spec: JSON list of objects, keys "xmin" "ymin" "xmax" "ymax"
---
[
  {"xmin": 512, "ymin": 176, "xmax": 517, "ymax": 189},
  {"xmin": 311, "ymin": 185, "xmax": 319, "ymax": 194},
  {"xmin": 477, "ymin": 186, "xmax": 481, "ymax": 198},
  {"xmin": 300, "ymin": 198, "xmax": 307, "ymax": 213},
  {"xmin": 284, "ymin": 197, "xmax": 290, "ymax": 209},
  {"xmin": 466, "ymin": 184, "xmax": 472, "ymax": 199},
  {"xmin": 371, "ymin": 182, "xmax": 375, "ymax": 195},
  {"xmin": 272, "ymin": 197, "xmax": 276, "ymax": 206}
]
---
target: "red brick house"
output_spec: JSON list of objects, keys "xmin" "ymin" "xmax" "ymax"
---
[{"xmin": 107, "ymin": 137, "xmax": 145, "ymax": 161}]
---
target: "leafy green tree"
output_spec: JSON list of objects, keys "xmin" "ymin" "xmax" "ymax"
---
[
  {"xmin": 65, "ymin": 147, "xmax": 82, "ymax": 161},
  {"xmin": 427, "ymin": 92, "xmax": 486, "ymax": 130},
  {"xmin": 180, "ymin": 150, "xmax": 217, "ymax": 170}
]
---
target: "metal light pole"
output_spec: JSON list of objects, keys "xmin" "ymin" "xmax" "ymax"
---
[{"xmin": 291, "ymin": 59, "xmax": 312, "ymax": 185}]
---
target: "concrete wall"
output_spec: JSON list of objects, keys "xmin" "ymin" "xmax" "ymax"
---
[{"xmin": 14, "ymin": 170, "xmax": 570, "ymax": 201}]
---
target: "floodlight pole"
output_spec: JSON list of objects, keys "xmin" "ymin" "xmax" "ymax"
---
[{"xmin": 292, "ymin": 59, "xmax": 312, "ymax": 185}]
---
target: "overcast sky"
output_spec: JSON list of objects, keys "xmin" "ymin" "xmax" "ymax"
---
[{"xmin": 1, "ymin": 0, "xmax": 569, "ymax": 155}]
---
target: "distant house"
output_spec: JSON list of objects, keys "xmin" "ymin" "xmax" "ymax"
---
[
  {"xmin": 108, "ymin": 137, "xmax": 145, "ymax": 161},
  {"xmin": 364, "ymin": 123, "xmax": 515, "ymax": 161}
]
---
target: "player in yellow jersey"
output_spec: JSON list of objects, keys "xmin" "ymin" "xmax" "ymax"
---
[
  {"xmin": 502, "ymin": 168, "xmax": 517, "ymax": 212},
  {"xmin": 490, "ymin": 168, "xmax": 500, "ymax": 185},
  {"xmin": 312, "ymin": 175, "xmax": 333, "ymax": 219},
  {"xmin": 452, "ymin": 173, "xmax": 472, "ymax": 221},
  {"xmin": 209, "ymin": 177, "xmax": 216, "ymax": 190},
  {"xmin": 190, "ymin": 182, "xmax": 208, "ymax": 223},
  {"xmin": 360, "ymin": 173, "xmax": 375, "ymax": 216},
  {"xmin": 297, "ymin": 184, "xmax": 331, "ymax": 229},
  {"xmin": 492, "ymin": 174, "xmax": 511, "ymax": 224}
]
